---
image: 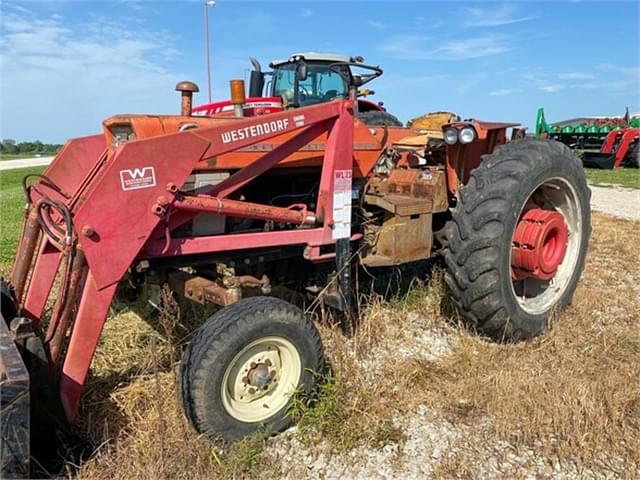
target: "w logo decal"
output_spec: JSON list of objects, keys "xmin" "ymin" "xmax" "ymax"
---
[{"xmin": 120, "ymin": 166, "xmax": 156, "ymax": 191}]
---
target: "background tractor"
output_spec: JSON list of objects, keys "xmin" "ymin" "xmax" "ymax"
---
[
  {"xmin": 192, "ymin": 52, "xmax": 403, "ymax": 127},
  {"xmin": 1, "ymin": 58, "xmax": 591, "ymax": 477}
]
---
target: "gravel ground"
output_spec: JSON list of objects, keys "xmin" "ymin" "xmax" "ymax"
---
[
  {"xmin": 589, "ymin": 185, "xmax": 639, "ymax": 221},
  {"xmin": 266, "ymin": 316, "xmax": 627, "ymax": 480},
  {"xmin": 263, "ymin": 305, "xmax": 634, "ymax": 479}
]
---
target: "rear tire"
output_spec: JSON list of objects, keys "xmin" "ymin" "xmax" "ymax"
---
[
  {"xmin": 357, "ymin": 110, "xmax": 403, "ymax": 127},
  {"xmin": 180, "ymin": 297, "xmax": 323, "ymax": 440},
  {"xmin": 622, "ymin": 140, "xmax": 639, "ymax": 168},
  {"xmin": 444, "ymin": 139, "xmax": 591, "ymax": 341}
]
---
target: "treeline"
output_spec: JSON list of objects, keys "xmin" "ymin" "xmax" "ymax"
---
[{"xmin": 1, "ymin": 139, "xmax": 63, "ymax": 155}]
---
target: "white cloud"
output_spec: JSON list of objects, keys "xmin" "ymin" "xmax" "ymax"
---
[
  {"xmin": 597, "ymin": 63, "xmax": 640, "ymax": 78},
  {"xmin": 298, "ymin": 8, "xmax": 313, "ymax": 18},
  {"xmin": 381, "ymin": 35, "xmax": 510, "ymax": 61},
  {"xmin": 367, "ymin": 20, "xmax": 386, "ymax": 29},
  {"xmin": 489, "ymin": 88, "xmax": 520, "ymax": 96},
  {"xmin": 464, "ymin": 4, "xmax": 536, "ymax": 27},
  {"xmin": 558, "ymin": 72, "xmax": 595, "ymax": 80},
  {"xmin": 0, "ymin": 9, "xmax": 184, "ymax": 142},
  {"xmin": 539, "ymin": 84, "xmax": 565, "ymax": 93}
]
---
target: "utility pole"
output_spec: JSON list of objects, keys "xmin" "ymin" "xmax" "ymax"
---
[{"xmin": 204, "ymin": 0, "xmax": 216, "ymax": 103}]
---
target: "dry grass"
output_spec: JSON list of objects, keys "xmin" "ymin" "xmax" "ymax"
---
[{"xmin": 69, "ymin": 213, "xmax": 639, "ymax": 479}]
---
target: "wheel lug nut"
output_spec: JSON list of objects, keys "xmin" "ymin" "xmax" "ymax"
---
[
  {"xmin": 264, "ymin": 359, "xmax": 272, "ymax": 367},
  {"xmin": 250, "ymin": 362, "xmax": 257, "ymax": 369},
  {"xmin": 241, "ymin": 376, "xmax": 248, "ymax": 384},
  {"xmin": 249, "ymin": 388, "xmax": 256, "ymax": 394}
]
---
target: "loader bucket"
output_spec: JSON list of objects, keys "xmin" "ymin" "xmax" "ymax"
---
[
  {"xmin": 0, "ymin": 314, "xmax": 30, "ymax": 479},
  {"xmin": 581, "ymin": 151, "xmax": 616, "ymax": 169}
]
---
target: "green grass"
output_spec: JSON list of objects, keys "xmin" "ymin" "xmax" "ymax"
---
[
  {"xmin": 584, "ymin": 167, "xmax": 640, "ymax": 189},
  {"xmin": 0, "ymin": 166, "xmax": 46, "ymax": 274}
]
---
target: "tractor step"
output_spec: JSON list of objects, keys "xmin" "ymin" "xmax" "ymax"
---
[{"xmin": 581, "ymin": 152, "xmax": 616, "ymax": 169}]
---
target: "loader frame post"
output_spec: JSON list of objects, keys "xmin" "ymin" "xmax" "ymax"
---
[
  {"xmin": 334, "ymin": 238, "xmax": 352, "ymax": 310},
  {"xmin": 59, "ymin": 273, "xmax": 117, "ymax": 420},
  {"xmin": 22, "ymin": 239, "xmax": 63, "ymax": 327}
]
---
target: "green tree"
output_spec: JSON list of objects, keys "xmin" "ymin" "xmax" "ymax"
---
[{"xmin": 1, "ymin": 139, "xmax": 18, "ymax": 154}]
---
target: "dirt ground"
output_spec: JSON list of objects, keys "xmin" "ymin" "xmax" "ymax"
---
[
  {"xmin": 589, "ymin": 185, "xmax": 640, "ymax": 221},
  {"xmin": 68, "ymin": 210, "xmax": 639, "ymax": 480}
]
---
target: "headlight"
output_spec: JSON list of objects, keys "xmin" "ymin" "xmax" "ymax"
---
[
  {"xmin": 443, "ymin": 128, "xmax": 459, "ymax": 145},
  {"xmin": 459, "ymin": 126, "xmax": 476, "ymax": 144}
]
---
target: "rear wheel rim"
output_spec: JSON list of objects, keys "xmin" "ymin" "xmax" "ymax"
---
[
  {"xmin": 221, "ymin": 336, "xmax": 302, "ymax": 423},
  {"xmin": 510, "ymin": 177, "xmax": 583, "ymax": 315}
]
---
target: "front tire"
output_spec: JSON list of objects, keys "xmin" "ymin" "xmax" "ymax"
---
[
  {"xmin": 180, "ymin": 297, "xmax": 323, "ymax": 440},
  {"xmin": 444, "ymin": 139, "xmax": 591, "ymax": 341}
]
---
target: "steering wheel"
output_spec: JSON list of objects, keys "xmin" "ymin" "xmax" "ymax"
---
[
  {"xmin": 323, "ymin": 89, "xmax": 340, "ymax": 101},
  {"xmin": 299, "ymin": 85, "xmax": 310, "ymax": 100}
]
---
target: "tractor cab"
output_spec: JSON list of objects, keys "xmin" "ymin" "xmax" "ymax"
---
[
  {"xmin": 193, "ymin": 52, "xmax": 402, "ymax": 125},
  {"xmin": 270, "ymin": 57, "xmax": 349, "ymax": 107},
  {"xmin": 256, "ymin": 53, "xmax": 357, "ymax": 107},
  {"xmin": 193, "ymin": 52, "xmax": 402, "ymax": 126},
  {"xmin": 250, "ymin": 52, "xmax": 383, "ymax": 110}
]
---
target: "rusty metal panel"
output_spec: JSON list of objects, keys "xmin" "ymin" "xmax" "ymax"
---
[
  {"xmin": 365, "ymin": 168, "xmax": 448, "ymax": 215},
  {"xmin": 364, "ymin": 193, "xmax": 433, "ymax": 216},
  {"xmin": 167, "ymin": 272, "xmax": 240, "ymax": 306},
  {"xmin": 0, "ymin": 316, "xmax": 30, "ymax": 479},
  {"xmin": 362, "ymin": 213, "xmax": 433, "ymax": 267}
]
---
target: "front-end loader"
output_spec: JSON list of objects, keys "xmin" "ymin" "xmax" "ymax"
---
[
  {"xmin": 581, "ymin": 127, "xmax": 639, "ymax": 168},
  {"xmin": 1, "ymin": 59, "xmax": 591, "ymax": 476}
]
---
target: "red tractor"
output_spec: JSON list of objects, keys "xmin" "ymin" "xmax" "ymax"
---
[
  {"xmin": 0, "ymin": 57, "xmax": 591, "ymax": 476},
  {"xmin": 193, "ymin": 52, "xmax": 403, "ymax": 126},
  {"xmin": 581, "ymin": 128, "xmax": 640, "ymax": 169}
]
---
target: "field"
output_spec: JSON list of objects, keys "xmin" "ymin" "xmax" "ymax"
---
[
  {"xmin": 0, "ymin": 166, "xmax": 46, "ymax": 268},
  {"xmin": 0, "ymin": 165, "xmax": 638, "ymax": 478},
  {"xmin": 584, "ymin": 167, "xmax": 640, "ymax": 189}
]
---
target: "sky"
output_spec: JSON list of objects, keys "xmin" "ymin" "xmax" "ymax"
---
[{"xmin": 0, "ymin": 0, "xmax": 638, "ymax": 143}]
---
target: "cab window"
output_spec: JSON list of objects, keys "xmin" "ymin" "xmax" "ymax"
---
[{"xmin": 273, "ymin": 63, "xmax": 349, "ymax": 106}]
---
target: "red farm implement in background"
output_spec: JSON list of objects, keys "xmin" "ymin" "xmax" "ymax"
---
[
  {"xmin": 581, "ymin": 127, "xmax": 640, "ymax": 169},
  {"xmin": 1, "ymin": 55, "xmax": 591, "ymax": 477}
]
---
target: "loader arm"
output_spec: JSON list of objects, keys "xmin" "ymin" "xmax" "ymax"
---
[{"xmin": 8, "ymin": 100, "xmax": 355, "ymax": 421}]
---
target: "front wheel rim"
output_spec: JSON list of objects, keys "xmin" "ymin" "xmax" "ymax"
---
[
  {"xmin": 221, "ymin": 336, "xmax": 302, "ymax": 423},
  {"xmin": 510, "ymin": 177, "xmax": 583, "ymax": 315}
]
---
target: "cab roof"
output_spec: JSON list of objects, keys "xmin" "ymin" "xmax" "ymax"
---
[{"xmin": 269, "ymin": 52, "xmax": 361, "ymax": 68}]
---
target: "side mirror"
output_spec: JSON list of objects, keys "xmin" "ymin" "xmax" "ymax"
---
[{"xmin": 295, "ymin": 62, "xmax": 308, "ymax": 81}]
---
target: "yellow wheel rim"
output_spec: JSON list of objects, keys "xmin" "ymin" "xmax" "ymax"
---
[{"xmin": 221, "ymin": 336, "xmax": 302, "ymax": 423}]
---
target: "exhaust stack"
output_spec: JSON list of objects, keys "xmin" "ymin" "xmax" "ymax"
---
[{"xmin": 175, "ymin": 81, "xmax": 199, "ymax": 116}]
